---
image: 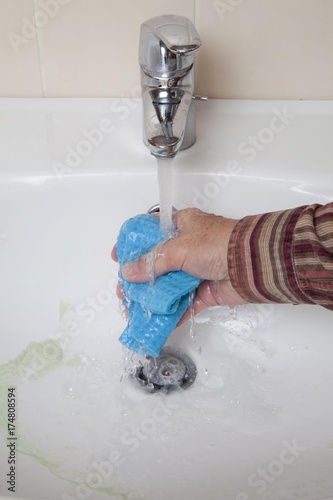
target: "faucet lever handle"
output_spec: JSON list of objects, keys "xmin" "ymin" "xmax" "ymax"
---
[
  {"xmin": 139, "ymin": 15, "xmax": 201, "ymax": 76},
  {"xmin": 147, "ymin": 14, "xmax": 201, "ymax": 54}
]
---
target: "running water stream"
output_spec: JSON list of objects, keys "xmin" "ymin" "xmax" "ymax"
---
[{"xmin": 156, "ymin": 157, "xmax": 174, "ymax": 235}]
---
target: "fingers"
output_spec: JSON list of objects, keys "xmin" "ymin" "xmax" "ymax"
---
[
  {"xmin": 120, "ymin": 257, "xmax": 148, "ymax": 282},
  {"xmin": 177, "ymin": 281, "xmax": 220, "ymax": 326},
  {"xmin": 210, "ymin": 279, "xmax": 248, "ymax": 307},
  {"xmin": 116, "ymin": 282, "xmax": 128, "ymax": 320},
  {"xmin": 176, "ymin": 279, "xmax": 248, "ymax": 327},
  {"xmin": 121, "ymin": 238, "xmax": 185, "ymax": 283},
  {"xmin": 113, "ymin": 207, "xmax": 224, "ymax": 283},
  {"xmin": 116, "ymin": 282, "xmax": 124, "ymax": 300},
  {"xmin": 116, "ymin": 208, "xmax": 197, "ymax": 283},
  {"xmin": 111, "ymin": 245, "xmax": 118, "ymax": 262}
]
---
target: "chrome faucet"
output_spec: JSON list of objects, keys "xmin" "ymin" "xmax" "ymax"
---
[{"xmin": 139, "ymin": 15, "xmax": 202, "ymax": 158}]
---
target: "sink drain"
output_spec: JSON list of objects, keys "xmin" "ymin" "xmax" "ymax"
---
[
  {"xmin": 134, "ymin": 347, "xmax": 197, "ymax": 393},
  {"xmin": 147, "ymin": 203, "xmax": 177, "ymax": 215}
]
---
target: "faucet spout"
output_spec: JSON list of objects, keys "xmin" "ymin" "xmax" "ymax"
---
[
  {"xmin": 139, "ymin": 15, "xmax": 202, "ymax": 158},
  {"xmin": 149, "ymin": 87, "xmax": 183, "ymax": 140}
]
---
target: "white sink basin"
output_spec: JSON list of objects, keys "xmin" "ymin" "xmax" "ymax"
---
[{"xmin": 0, "ymin": 98, "xmax": 333, "ymax": 500}]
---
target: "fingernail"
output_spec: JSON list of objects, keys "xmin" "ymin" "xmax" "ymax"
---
[{"xmin": 121, "ymin": 261, "xmax": 139, "ymax": 279}]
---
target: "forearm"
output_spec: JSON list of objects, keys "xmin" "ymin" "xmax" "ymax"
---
[{"xmin": 228, "ymin": 203, "xmax": 333, "ymax": 310}]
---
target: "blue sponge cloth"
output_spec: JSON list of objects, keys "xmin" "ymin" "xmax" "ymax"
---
[{"xmin": 116, "ymin": 214, "xmax": 202, "ymax": 357}]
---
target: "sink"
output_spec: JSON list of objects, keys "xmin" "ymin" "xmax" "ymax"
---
[{"xmin": 0, "ymin": 98, "xmax": 333, "ymax": 500}]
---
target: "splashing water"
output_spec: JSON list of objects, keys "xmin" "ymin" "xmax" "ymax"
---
[
  {"xmin": 189, "ymin": 290, "xmax": 196, "ymax": 339},
  {"xmin": 228, "ymin": 306, "xmax": 238, "ymax": 320},
  {"xmin": 145, "ymin": 248, "xmax": 157, "ymax": 286},
  {"xmin": 120, "ymin": 347, "xmax": 146, "ymax": 381}
]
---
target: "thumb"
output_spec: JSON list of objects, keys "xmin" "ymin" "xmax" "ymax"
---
[{"xmin": 121, "ymin": 238, "xmax": 185, "ymax": 283}]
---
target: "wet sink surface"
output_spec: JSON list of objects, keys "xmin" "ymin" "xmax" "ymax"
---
[{"xmin": 0, "ymin": 99, "xmax": 333, "ymax": 500}]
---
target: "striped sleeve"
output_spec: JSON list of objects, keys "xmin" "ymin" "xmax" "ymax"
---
[{"xmin": 228, "ymin": 203, "xmax": 333, "ymax": 310}]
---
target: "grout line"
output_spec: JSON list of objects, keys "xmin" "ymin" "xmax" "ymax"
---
[
  {"xmin": 193, "ymin": 0, "xmax": 201, "ymax": 95},
  {"xmin": 194, "ymin": 0, "xmax": 200, "ymax": 29},
  {"xmin": 33, "ymin": 0, "xmax": 48, "ymax": 97}
]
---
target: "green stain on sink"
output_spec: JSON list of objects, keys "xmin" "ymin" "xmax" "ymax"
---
[
  {"xmin": 0, "ymin": 339, "xmax": 131, "ymax": 499},
  {"xmin": 0, "ymin": 339, "xmax": 64, "ymax": 428},
  {"xmin": 2, "ymin": 338, "xmax": 62, "ymax": 376},
  {"xmin": 58, "ymin": 299, "xmax": 75, "ymax": 322},
  {"xmin": 18, "ymin": 439, "xmax": 130, "ymax": 499}
]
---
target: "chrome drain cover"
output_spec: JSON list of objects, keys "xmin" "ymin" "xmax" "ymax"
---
[{"xmin": 134, "ymin": 347, "xmax": 197, "ymax": 393}]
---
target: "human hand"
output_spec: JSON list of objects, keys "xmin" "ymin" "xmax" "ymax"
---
[{"xmin": 111, "ymin": 208, "xmax": 248, "ymax": 325}]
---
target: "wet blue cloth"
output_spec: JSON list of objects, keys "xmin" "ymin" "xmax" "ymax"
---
[{"xmin": 116, "ymin": 214, "xmax": 202, "ymax": 357}]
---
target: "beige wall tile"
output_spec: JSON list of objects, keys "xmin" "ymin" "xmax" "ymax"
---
[
  {"xmin": 39, "ymin": 0, "xmax": 195, "ymax": 97},
  {"xmin": 0, "ymin": 0, "xmax": 44, "ymax": 96},
  {"xmin": 1, "ymin": 0, "xmax": 333, "ymax": 99},
  {"xmin": 196, "ymin": 0, "xmax": 333, "ymax": 99}
]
